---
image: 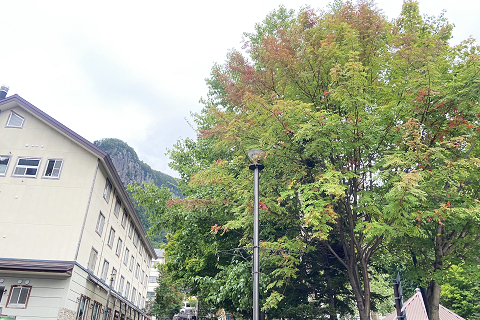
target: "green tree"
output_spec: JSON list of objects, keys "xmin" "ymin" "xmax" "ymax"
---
[
  {"xmin": 147, "ymin": 271, "xmax": 184, "ymax": 319},
  {"xmin": 440, "ymin": 265, "xmax": 480, "ymax": 319},
  {"xmin": 131, "ymin": 1, "xmax": 480, "ymax": 320}
]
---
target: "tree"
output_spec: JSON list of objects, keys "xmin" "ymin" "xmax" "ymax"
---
[
  {"xmin": 131, "ymin": 1, "xmax": 480, "ymax": 319},
  {"xmin": 147, "ymin": 270, "xmax": 184, "ymax": 319}
]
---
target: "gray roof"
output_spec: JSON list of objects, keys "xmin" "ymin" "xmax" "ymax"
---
[{"xmin": 0, "ymin": 94, "xmax": 157, "ymax": 260}]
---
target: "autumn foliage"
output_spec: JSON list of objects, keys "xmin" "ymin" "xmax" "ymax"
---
[{"xmin": 130, "ymin": 1, "xmax": 480, "ymax": 320}]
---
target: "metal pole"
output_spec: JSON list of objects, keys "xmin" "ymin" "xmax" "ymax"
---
[
  {"xmin": 253, "ymin": 165, "xmax": 259, "ymax": 320},
  {"xmin": 104, "ymin": 274, "xmax": 115, "ymax": 320},
  {"xmin": 249, "ymin": 162, "xmax": 264, "ymax": 320}
]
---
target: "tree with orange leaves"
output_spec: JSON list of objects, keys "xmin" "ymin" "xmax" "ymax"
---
[{"xmin": 131, "ymin": 2, "xmax": 480, "ymax": 320}]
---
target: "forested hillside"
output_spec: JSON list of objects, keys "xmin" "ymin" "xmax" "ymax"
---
[{"xmin": 94, "ymin": 138, "xmax": 179, "ymax": 247}]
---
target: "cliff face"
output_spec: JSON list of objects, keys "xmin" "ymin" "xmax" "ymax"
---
[{"xmin": 94, "ymin": 138, "xmax": 181, "ymax": 197}]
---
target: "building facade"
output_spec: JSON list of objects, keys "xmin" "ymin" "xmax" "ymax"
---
[
  {"xmin": 146, "ymin": 249, "xmax": 165, "ymax": 320},
  {"xmin": 0, "ymin": 94, "xmax": 156, "ymax": 320}
]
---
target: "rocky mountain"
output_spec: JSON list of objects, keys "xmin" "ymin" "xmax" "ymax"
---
[
  {"xmin": 94, "ymin": 138, "xmax": 181, "ymax": 197},
  {"xmin": 94, "ymin": 138, "xmax": 180, "ymax": 248}
]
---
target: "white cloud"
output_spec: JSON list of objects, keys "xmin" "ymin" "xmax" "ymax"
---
[{"xmin": 1, "ymin": 0, "xmax": 478, "ymax": 177}]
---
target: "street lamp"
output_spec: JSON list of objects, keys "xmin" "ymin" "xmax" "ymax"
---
[
  {"xmin": 103, "ymin": 270, "xmax": 117, "ymax": 320},
  {"xmin": 248, "ymin": 149, "xmax": 264, "ymax": 320}
]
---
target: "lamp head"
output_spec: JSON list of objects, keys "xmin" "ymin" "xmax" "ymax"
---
[{"xmin": 247, "ymin": 149, "xmax": 264, "ymax": 163}]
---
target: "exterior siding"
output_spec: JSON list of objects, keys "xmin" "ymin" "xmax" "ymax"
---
[{"xmin": 0, "ymin": 97, "xmax": 155, "ymax": 319}]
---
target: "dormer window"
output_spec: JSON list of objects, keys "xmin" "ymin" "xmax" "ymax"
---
[{"xmin": 6, "ymin": 111, "xmax": 25, "ymax": 128}]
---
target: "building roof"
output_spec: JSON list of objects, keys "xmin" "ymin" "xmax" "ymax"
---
[
  {"xmin": 0, "ymin": 94, "xmax": 157, "ymax": 260},
  {"xmin": 154, "ymin": 249, "xmax": 164, "ymax": 260},
  {"xmin": 383, "ymin": 291, "xmax": 465, "ymax": 320}
]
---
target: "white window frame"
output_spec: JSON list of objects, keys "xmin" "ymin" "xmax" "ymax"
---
[
  {"xmin": 12, "ymin": 157, "xmax": 41, "ymax": 178},
  {"xmin": 113, "ymin": 196, "xmax": 121, "ymax": 217},
  {"xmin": 116, "ymin": 238, "xmax": 123, "ymax": 256},
  {"xmin": 129, "ymin": 256, "xmax": 134, "ymax": 272},
  {"xmin": 0, "ymin": 156, "xmax": 11, "ymax": 176},
  {"xmin": 42, "ymin": 159, "xmax": 64, "ymax": 179},
  {"xmin": 132, "ymin": 287, "xmax": 136, "ymax": 304},
  {"xmin": 96, "ymin": 213, "xmax": 105, "ymax": 236},
  {"xmin": 87, "ymin": 247, "xmax": 98, "ymax": 271},
  {"xmin": 149, "ymin": 276, "xmax": 157, "ymax": 283},
  {"xmin": 6, "ymin": 285, "xmax": 31, "ymax": 308},
  {"xmin": 125, "ymin": 281, "xmax": 130, "ymax": 298},
  {"xmin": 107, "ymin": 228, "xmax": 115, "ymax": 248},
  {"xmin": 133, "ymin": 231, "xmax": 139, "ymax": 247},
  {"xmin": 121, "ymin": 211, "xmax": 127, "ymax": 228},
  {"xmin": 128, "ymin": 223, "xmax": 134, "ymax": 238},
  {"xmin": 76, "ymin": 295, "xmax": 90, "ymax": 320},
  {"xmin": 123, "ymin": 248, "xmax": 130, "ymax": 265},
  {"xmin": 118, "ymin": 275, "xmax": 125, "ymax": 295},
  {"xmin": 6, "ymin": 111, "xmax": 25, "ymax": 128},
  {"xmin": 135, "ymin": 263, "xmax": 140, "ymax": 278},
  {"xmin": 103, "ymin": 178, "xmax": 112, "ymax": 202},
  {"xmin": 90, "ymin": 301, "xmax": 102, "ymax": 320},
  {"xmin": 101, "ymin": 259, "xmax": 109, "ymax": 281}
]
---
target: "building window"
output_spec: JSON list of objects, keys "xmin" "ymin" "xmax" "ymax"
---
[
  {"xmin": 128, "ymin": 223, "xmax": 134, "ymax": 238},
  {"xmin": 118, "ymin": 276, "xmax": 125, "ymax": 295},
  {"xmin": 6, "ymin": 285, "xmax": 31, "ymax": 308},
  {"xmin": 111, "ymin": 268, "xmax": 117, "ymax": 287},
  {"xmin": 138, "ymin": 293, "xmax": 142, "ymax": 307},
  {"xmin": 123, "ymin": 248, "xmax": 129, "ymax": 265},
  {"xmin": 6, "ymin": 111, "xmax": 25, "ymax": 128},
  {"xmin": 141, "ymin": 270, "xmax": 144, "ymax": 283},
  {"xmin": 121, "ymin": 211, "xmax": 127, "ymax": 228},
  {"xmin": 101, "ymin": 260, "xmax": 109, "ymax": 281},
  {"xmin": 91, "ymin": 301, "xmax": 102, "ymax": 320},
  {"xmin": 43, "ymin": 159, "xmax": 64, "ymax": 178},
  {"xmin": 113, "ymin": 197, "xmax": 121, "ymax": 217},
  {"xmin": 116, "ymin": 238, "xmax": 123, "ymax": 256},
  {"xmin": 125, "ymin": 282, "xmax": 130, "ymax": 298},
  {"xmin": 76, "ymin": 295, "xmax": 90, "ymax": 320},
  {"xmin": 0, "ymin": 156, "xmax": 10, "ymax": 176},
  {"xmin": 135, "ymin": 263, "xmax": 140, "ymax": 278},
  {"xmin": 133, "ymin": 231, "xmax": 139, "ymax": 247},
  {"xmin": 103, "ymin": 178, "xmax": 112, "ymax": 202},
  {"xmin": 96, "ymin": 213, "xmax": 105, "ymax": 236},
  {"xmin": 139, "ymin": 243, "xmax": 143, "ymax": 256},
  {"xmin": 149, "ymin": 276, "xmax": 157, "ymax": 283},
  {"xmin": 132, "ymin": 287, "xmax": 136, "ymax": 304},
  {"xmin": 129, "ymin": 256, "xmax": 134, "ymax": 271},
  {"xmin": 107, "ymin": 228, "xmax": 115, "ymax": 248},
  {"xmin": 144, "ymin": 275, "xmax": 148, "ymax": 286},
  {"xmin": 12, "ymin": 158, "xmax": 41, "ymax": 177},
  {"xmin": 87, "ymin": 247, "xmax": 98, "ymax": 271},
  {"xmin": 147, "ymin": 291, "xmax": 155, "ymax": 298}
]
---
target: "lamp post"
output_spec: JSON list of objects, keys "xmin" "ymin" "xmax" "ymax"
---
[
  {"xmin": 248, "ymin": 149, "xmax": 264, "ymax": 320},
  {"xmin": 104, "ymin": 270, "xmax": 116, "ymax": 320}
]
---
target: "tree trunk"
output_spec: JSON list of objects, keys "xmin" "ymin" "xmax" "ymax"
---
[{"xmin": 426, "ymin": 280, "xmax": 441, "ymax": 320}]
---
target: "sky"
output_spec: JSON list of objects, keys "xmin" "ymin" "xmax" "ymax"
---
[{"xmin": 1, "ymin": 0, "xmax": 479, "ymax": 177}]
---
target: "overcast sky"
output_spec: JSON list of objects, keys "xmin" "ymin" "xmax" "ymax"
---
[{"xmin": 1, "ymin": 0, "xmax": 479, "ymax": 177}]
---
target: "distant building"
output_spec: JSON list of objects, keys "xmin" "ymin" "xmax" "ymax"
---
[
  {"xmin": 383, "ymin": 289, "xmax": 466, "ymax": 320},
  {"xmin": 147, "ymin": 249, "xmax": 165, "ymax": 320},
  {"xmin": 0, "ymin": 94, "xmax": 157, "ymax": 319}
]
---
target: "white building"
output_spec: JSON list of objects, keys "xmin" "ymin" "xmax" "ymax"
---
[
  {"xmin": 0, "ymin": 94, "xmax": 157, "ymax": 320},
  {"xmin": 147, "ymin": 249, "xmax": 165, "ymax": 320}
]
